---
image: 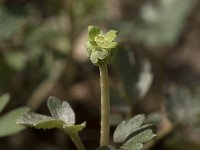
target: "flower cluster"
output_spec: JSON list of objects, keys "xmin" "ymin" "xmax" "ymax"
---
[{"xmin": 86, "ymin": 26, "xmax": 118, "ymax": 66}]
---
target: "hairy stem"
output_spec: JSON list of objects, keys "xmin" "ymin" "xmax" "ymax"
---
[
  {"xmin": 67, "ymin": 131, "xmax": 86, "ymax": 150},
  {"xmin": 99, "ymin": 65, "xmax": 110, "ymax": 146}
]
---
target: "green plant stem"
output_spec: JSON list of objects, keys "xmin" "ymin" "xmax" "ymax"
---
[
  {"xmin": 99, "ymin": 64, "xmax": 110, "ymax": 146},
  {"xmin": 66, "ymin": 131, "xmax": 86, "ymax": 150}
]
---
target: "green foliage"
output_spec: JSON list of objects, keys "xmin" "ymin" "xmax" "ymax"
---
[
  {"xmin": 0, "ymin": 93, "xmax": 10, "ymax": 113},
  {"xmin": 97, "ymin": 114, "xmax": 155, "ymax": 150},
  {"xmin": 17, "ymin": 112, "xmax": 65, "ymax": 129},
  {"xmin": 0, "ymin": 7, "xmax": 25, "ymax": 42},
  {"xmin": 25, "ymin": 23, "xmax": 60, "ymax": 44},
  {"xmin": 4, "ymin": 51, "xmax": 27, "ymax": 71},
  {"xmin": 113, "ymin": 114, "xmax": 153, "ymax": 143},
  {"xmin": 111, "ymin": 48, "xmax": 153, "ymax": 100},
  {"xmin": 87, "ymin": 26, "xmax": 118, "ymax": 66},
  {"xmin": 167, "ymin": 87, "xmax": 200, "ymax": 124},
  {"xmin": 17, "ymin": 96, "xmax": 86, "ymax": 149},
  {"xmin": 0, "ymin": 107, "xmax": 30, "ymax": 137},
  {"xmin": 0, "ymin": 94, "xmax": 30, "ymax": 137},
  {"xmin": 120, "ymin": 129, "xmax": 155, "ymax": 150},
  {"xmin": 71, "ymin": 0, "xmax": 105, "ymax": 25},
  {"xmin": 47, "ymin": 96, "xmax": 75, "ymax": 125},
  {"xmin": 120, "ymin": 0, "xmax": 194, "ymax": 47}
]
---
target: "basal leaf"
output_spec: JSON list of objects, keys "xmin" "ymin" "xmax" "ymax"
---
[
  {"xmin": 16, "ymin": 112, "xmax": 65, "ymax": 130},
  {"xmin": 120, "ymin": 129, "xmax": 155, "ymax": 150},
  {"xmin": 17, "ymin": 96, "xmax": 87, "ymax": 150},
  {"xmin": 0, "ymin": 93, "xmax": 10, "ymax": 113},
  {"xmin": 0, "ymin": 107, "xmax": 30, "ymax": 137},
  {"xmin": 47, "ymin": 96, "xmax": 75, "ymax": 125},
  {"xmin": 113, "ymin": 114, "xmax": 145, "ymax": 143},
  {"xmin": 126, "ymin": 124, "xmax": 154, "ymax": 140},
  {"xmin": 105, "ymin": 30, "xmax": 118, "ymax": 42},
  {"xmin": 88, "ymin": 26, "xmax": 101, "ymax": 40}
]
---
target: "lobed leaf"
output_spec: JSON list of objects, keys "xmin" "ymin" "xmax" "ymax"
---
[
  {"xmin": 47, "ymin": 96, "xmax": 75, "ymax": 125},
  {"xmin": 16, "ymin": 112, "xmax": 65, "ymax": 130},
  {"xmin": 120, "ymin": 129, "xmax": 155, "ymax": 150},
  {"xmin": 0, "ymin": 93, "xmax": 10, "ymax": 113},
  {"xmin": 113, "ymin": 114, "xmax": 145, "ymax": 143},
  {"xmin": 17, "ymin": 97, "xmax": 86, "ymax": 133},
  {"xmin": 17, "ymin": 113, "xmax": 86, "ymax": 134},
  {"xmin": 0, "ymin": 107, "xmax": 30, "ymax": 137}
]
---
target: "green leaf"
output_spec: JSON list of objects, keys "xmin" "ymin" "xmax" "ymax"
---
[
  {"xmin": 95, "ymin": 50, "xmax": 108, "ymax": 60},
  {"xmin": 17, "ymin": 113, "xmax": 86, "ymax": 132},
  {"xmin": 118, "ymin": 0, "xmax": 194, "ymax": 47},
  {"xmin": 88, "ymin": 26, "xmax": 101, "ymax": 40},
  {"xmin": 120, "ymin": 129, "xmax": 155, "ymax": 150},
  {"xmin": 17, "ymin": 112, "xmax": 65, "ymax": 129},
  {"xmin": 105, "ymin": 30, "xmax": 118, "ymax": 42},
  {"xmin": 0, "ymin": 93, "xmax": 10, "ymax": 113},
  {"xmin": 47, "ymin": 96, "xmax": 75, "ymax": 125},
  {"xmin": 4, "ymin": 52, "xmax": 27, "ymax": 71},
  {"xmin": 16, "ymin": 112, "xmax": 66, "ymax": 130},
  {"xmin": 17, "ymin": 97, "xmax": 84, "ymax": 131},
  {"xmin": 0, "ymin": 7, "xmax": 24, "ymax": 41},
  {"xmin": 96, "ymin": 145, "xmax": 116, "ymax": 150},
  {"xmin": 113, "ymin": 114, "xmax": 145, "ymax": 143},
  {"xmin": 0, "ymin": 107, "xmax": 30, "ymax": 137},
  {"xmin": 167, "ymin": 87, "xmax": 200, "ymax": 124},
  {"xmin": 111, "ymin": 48, "xmax": 152, "ymax": 99},
  {"xmin": 17, "ymin": 96, "xmax": 87, "ymax": 150},
  {"xmin": 122, "ymin": 142, "xmax": 142, "ymax": 150}
]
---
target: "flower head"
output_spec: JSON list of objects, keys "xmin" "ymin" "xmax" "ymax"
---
[{"xmin": 86, "ymin": 26, "xmax": 118, "ymax": 66}]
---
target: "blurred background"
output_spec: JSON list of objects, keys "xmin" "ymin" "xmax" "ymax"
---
[{"xmin": 0, "ymin": 0, "xmax": 200, "ymax": 149}]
